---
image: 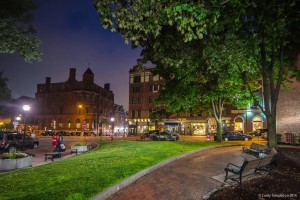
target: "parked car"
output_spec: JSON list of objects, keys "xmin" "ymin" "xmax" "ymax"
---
[
  {"xmin": 149, "ymin": 131, "xmax": 180, "ymax": 141},
  {"xmin": 250, "ymin": 128, "xmax": 268, "ymax": 137},
  {"xmin": 222, "ymin": 131, "xmax": 252, "ymax": 141},
  {"xmin": 141, "ymin": 130, "xmax": 159, "ymax": 139},
  {"xmin": 0, "ymin": 132, "xmax": 39, "ymax": 152},
  {"xmin": 41, "ymin": 130, "xmax": 55, "ymax": 136}
]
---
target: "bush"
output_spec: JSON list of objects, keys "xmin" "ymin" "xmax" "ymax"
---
[
  {"xmin": 276, "ymin": 133, "xmax": 282, "ymax": 142},
  {"xmin": 1, "ymin": 148, "xmax": 29, "ymax": 159},
  {"xmin": 72, "ymin": 143, "xmax": 87, "ymax": 146}
]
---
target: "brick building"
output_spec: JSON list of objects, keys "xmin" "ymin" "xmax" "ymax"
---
[
  {"xmin": 34, "ymin": 68, "xmax": 114, "ymax": 134},
  {"xmin": 128, "ymin": 65, "xmax": 269, "ymax": 135},
  {"xmin": 277, "ymin": 78, "xmax": 300, "ymax": 142},
  {"xmin": 129, "ymin": 65, "xmax": 214, "ymax": 135}
]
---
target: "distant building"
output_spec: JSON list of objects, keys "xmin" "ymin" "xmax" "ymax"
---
[
  {"xmin": 113, "ymin": 104, "xmax": 128, "ymax": 134},
  {"xmin": 34, "ymin": 68, "xmax": 114, "ymax": 135}
]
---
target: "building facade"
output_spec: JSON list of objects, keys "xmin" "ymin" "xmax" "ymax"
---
[
  {"xmin": 113, "ymin": 104, "xmax": 128, "ymax": 135},
  {"xmin": 34, "ymin": 68, "xmax": 114, "ymax": 135},
  {"xmin": 128, "ymin": 65, "xmax": 269, "ymax": 135},
  {"xmin": 129, "ymin": 65, "xmax": 213, "ymax": 135}
]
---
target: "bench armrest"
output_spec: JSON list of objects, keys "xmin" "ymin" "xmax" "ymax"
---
[{"xmin": 226, "ymin": 162, "xmax": 241, "ymax": 169}]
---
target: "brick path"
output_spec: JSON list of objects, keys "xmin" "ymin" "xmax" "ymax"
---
[{"xmin": 107, "ymin": 146, "xmax": 243, "ymax": 200}]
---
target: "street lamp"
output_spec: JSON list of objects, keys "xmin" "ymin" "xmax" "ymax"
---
[
  {"xmin": 110, "ymin": 117, "xmax": 115, "ymax": 140},
  {"xmin": 22, "ymin": 105, "xmax": 30, "ymax": 150}
]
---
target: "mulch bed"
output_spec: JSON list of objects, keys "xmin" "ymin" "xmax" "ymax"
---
[{"xmin": 208, "ymin": 147, "xmax": 300, "ymax": 200}]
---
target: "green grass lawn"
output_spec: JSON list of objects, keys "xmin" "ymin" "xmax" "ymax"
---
[{"xmin": 0, "ymin": 140, "xmax": 227, "ymax": 200}]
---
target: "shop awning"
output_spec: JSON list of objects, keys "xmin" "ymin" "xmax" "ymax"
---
[{"xmin": 164, "ymin": 122, "xmax": 179, "ymax": 126}]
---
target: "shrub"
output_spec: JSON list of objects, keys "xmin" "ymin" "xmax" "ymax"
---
[
  {"xmin": 72, "ymin": 143, "xmax": 87, "ymax": 146},
  {"xmin": 1, "ymin": 148, "xmax": 29, "ymax": 159},
  {"xmin": 276, "ymin": 133, "xmax": 282, "ymax": 142}
]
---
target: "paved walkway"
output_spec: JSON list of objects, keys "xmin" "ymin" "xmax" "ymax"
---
[{"xmin": 103, "ymin": 146, "xmax": 244, "ymax": 200}]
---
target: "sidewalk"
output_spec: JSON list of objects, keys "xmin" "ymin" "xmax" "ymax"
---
[{"xmin": 98, "ymin": 146, "xmax": 245, "ymax": 200}]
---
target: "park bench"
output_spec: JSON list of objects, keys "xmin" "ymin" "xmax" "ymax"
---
[
  {"xmin": 242, "ymin": 142, "xmax": 270, "ymax": 156},
  {"xmin": 70, "ymin": 149, "xmax": 78, "ymax": 155},
  {"xmin": 224, "ymin": 148, "xmax": 277, "ymax": 188},
  {"xmin": 45, "ymin": 153, "xmax": 61, "ymax": 162}
]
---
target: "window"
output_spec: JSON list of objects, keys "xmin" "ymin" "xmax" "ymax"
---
[
  {"xmin": 149, "ymin": 74, "xmax": 153, "ymax": 81},
  {"xmin": 137, "ymin": 97, "xmax": 142, "ymax": 104},
  {"xmin": 138, "ymin": 110, "xmax": 141, "ymax": 118},
  {"xmin": 134, "ymin": 76, "xmax": 141, "ymax": 83},
  {"xmin": 60, "ymin": 106, "xmax": 63, "ymax": 114},
  {"xmin": 131, "ymin": 97, "xmax": 136, "ymax": 104},
  {"xmin": 132, "ymin": 110, "xmax": 135, "ymax": 118},
  {"xmin": 132, "ymin": 86, "xmax": 141, "ymax": 93}
]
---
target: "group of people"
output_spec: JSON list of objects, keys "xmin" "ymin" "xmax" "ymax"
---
[{"xmin": 52, "ymin": 134, "xmax": 66, "ymax": 152}]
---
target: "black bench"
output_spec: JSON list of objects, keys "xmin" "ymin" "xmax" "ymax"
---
[
  {"xmin": 45, "ymin": 153, "xmax": 61, "ymax": 162},
  {"xmin": 243, "ymin": 142, "xmax": 270, "ymax": 156},
  {"xmin": 70, "ymin": 149, "xmax": 78, "ymax": 155},
  {"xmin": 224, "ymin": 149, "xmax": 277, "ymax": 187}
]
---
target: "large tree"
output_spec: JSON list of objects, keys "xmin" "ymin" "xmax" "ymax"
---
[
  {"xmin": 0, "ymin": 0, "xmax": 42, "ymax": 62},
  {"xmin": 0, "ymin": 71, "xmax": 11, "ymax": 116},
  {"xmin": 96, "ymin": 0, "xmax": 300, "ymax": 147}
]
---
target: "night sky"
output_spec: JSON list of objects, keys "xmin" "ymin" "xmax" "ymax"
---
[{"xmin": 0, "ymin": 0, "xmax": 141, "ymax": 110}]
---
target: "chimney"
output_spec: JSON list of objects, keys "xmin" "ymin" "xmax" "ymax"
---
[
  {"xmin": 68, "ymin": 68, "xmax": 76, "ymax": 81},
  {"xmin": 104, "ymin": 83, "xmax": 110, "ymax": 91},
  {"xmin": 46, "ymin": 77, "xmax": 51, "ymax": 84}
]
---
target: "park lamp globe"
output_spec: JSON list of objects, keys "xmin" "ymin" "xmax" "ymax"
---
[{"xmin": 23, "ymin": 105, "xmax": 30, "ymax": 112}]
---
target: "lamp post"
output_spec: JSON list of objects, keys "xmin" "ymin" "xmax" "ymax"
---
[
  {"xmin": 110, "ymin": 117, "xmax": 115, "ymax": 140},
  {"xmin": 22, "ymin": 105, "xmax": 30, "ymax": 150}
]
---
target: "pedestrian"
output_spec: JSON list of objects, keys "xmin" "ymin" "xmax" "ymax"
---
[{"xmin": 52, "ymin": 134, "xmax": 59, "ymax": 148}]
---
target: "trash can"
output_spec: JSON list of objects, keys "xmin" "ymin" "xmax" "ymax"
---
[{"xmin": 214, "ymin": 135, "xmax": 217, "ymax": 141}]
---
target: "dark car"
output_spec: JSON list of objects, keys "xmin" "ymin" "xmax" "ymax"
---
[
  {"xmin": 0, "ymin": 132, "xmax": 39, "ymax": 152},
  {"xmin": 149, "ymin": 131, "xmax": 180, "ymax": 141},
  {"xmin": 250, "ymin": 128, "xmax": 268, "ymax": 137},
  {"xmin": 141, "ymin": 130, "xmax": 159, "ymax": 139},
  {"xmin": 41, "ymin": 130, "xmax": 55, "ymax": 136},
  {"xmin": 222, "ymin": 131, "xmax": 252, "ymax": 141}
]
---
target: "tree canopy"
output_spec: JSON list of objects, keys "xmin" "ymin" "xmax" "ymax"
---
[
  {"xmin": 0, "ymin": 0, "xmax": 42, "ymax": 62},
  {"xmin": 96, "ymin": 0, "xmax": 300, "ymax": 146},
  {"xmin": 0, "ymin": 71, "xmax": 11, "ymax": 117}
]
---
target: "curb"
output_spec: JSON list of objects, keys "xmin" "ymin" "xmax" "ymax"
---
[{"xmin": 91, "ymin": 144, "xmax": 241, "ymax": 200}]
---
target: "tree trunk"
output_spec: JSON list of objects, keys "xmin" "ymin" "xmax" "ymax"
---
[
  {"xmin": 216, "ymin": 119, "xmax": 223, "ymax": 142},
  {"xmin": 211, "ymin": 99, "xmax": 224, "ymax": 142},
  {"xmin": 266, "ymin": 113, "xmax": 277, "ymax": 148}
]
